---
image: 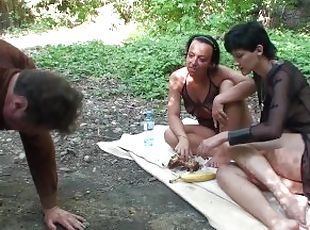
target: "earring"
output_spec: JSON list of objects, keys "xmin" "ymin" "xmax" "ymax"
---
[{"xmin": 257, "ymin": 45, "xmax": 263, "ymax": 54}]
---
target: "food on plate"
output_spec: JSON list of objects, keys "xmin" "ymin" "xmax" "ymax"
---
[{"xmin": 167, "ymin": 154, "xmax": 199, "ymax": 172}]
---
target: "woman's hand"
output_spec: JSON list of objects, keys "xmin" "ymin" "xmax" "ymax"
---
[
  {"xmin": 212, "ymin": 95, "xmax": 228, "ymax": 129},
  {"xmin": 175, "ymin": 136, "xmax": 192, "ymax": 161},
  {"xmin": 197, "ymin": 131, "xmax": 228, "ymax": 156}
]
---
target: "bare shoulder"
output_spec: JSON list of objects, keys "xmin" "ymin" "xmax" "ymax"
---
[
  {"xmin": 170, "ymin": 67, "xmax": 187, "ymax": 80},
  {"xmin": 169, "ymin": 67, "xmax": 188, "ymax": 89},
  {"xmin": 169, "ymin": 67, "xmax": 187, "ymax": 85}
]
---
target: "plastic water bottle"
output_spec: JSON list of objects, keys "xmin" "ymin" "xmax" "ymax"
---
[{"xmin": 143, "ymin": 110, "xmax": 155, "ymax": 147}]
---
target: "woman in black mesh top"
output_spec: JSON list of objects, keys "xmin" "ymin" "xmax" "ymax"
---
[{"xmin": 197, "ymin": 21, "xmax": 310, "ymax": 229}]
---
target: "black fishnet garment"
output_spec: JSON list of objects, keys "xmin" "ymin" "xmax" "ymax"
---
[{"xmin": 229, "ymin": 61, "xmax": 310, "ymax": 197}]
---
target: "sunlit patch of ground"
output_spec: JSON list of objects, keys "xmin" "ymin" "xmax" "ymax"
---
[{"xmin": 3, "ymin": 4, "xmax": 137, "ymax": 49}]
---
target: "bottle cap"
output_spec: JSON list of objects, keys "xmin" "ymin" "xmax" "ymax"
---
[{"xmin": 144, "ymin": 110, "xmax": 154, "ymax": 118}]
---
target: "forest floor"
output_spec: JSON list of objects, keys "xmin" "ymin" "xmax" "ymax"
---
[
  {"xmin": 0, "ymin": 4, "xmax": 218, "ymax": 230},
  {"xmin": 0, "ymin": 77, "xmax": 214, "ymax": 230}
]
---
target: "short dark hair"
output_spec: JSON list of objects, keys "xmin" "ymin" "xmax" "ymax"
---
[
  {"xmin": 14, "ymin": 69, "xmax": 83, "ymax": 133},
  {"xmin": 185, "ymin": 34, "xmax": 220, "ymax": 66},
  {"xmin": 224, "ymin": 21, "xmax": 277, "ymax": 59}
]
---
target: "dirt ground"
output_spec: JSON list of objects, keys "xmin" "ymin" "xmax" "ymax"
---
[
  {"xmin": 0, "ymin": 77, "xmax": 216, "ymax": 230},
  {"xmin": 0, "ymin": 4, "xmax": 260, "ymax": 229}
]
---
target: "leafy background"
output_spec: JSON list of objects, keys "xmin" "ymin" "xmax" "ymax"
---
[{"xmin": 2, "ymin": 0, "xmax": 310, "ymax": 99}]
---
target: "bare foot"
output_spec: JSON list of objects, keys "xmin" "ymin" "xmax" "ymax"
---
[
  {"xmin": 280, "ymin": 194, "xmax": 308, "ymax": 225},
  {"xmin": 270, "ymin": 218, "xmax": 299, "ymax": 230},
  {"xmin": 206, "ymin": 152, "xmax": 231, "ymax": 168}
]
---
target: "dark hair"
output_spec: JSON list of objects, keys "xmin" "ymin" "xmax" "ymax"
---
[
  {"xmin": 185, "ymin": 34, "xmax": 220, "ymax": 66},
  {"xmin": 224, "ymin": 21, "xmax": 277, "ymax": 59},
  {"xmin": 14, "ymin": 69, "xmax": 83, "ymax": 133}
]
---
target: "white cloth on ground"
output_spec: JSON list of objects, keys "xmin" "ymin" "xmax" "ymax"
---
[{"xmin": 97, "ymin": 118, "xmax": 309, "ymax": 230}]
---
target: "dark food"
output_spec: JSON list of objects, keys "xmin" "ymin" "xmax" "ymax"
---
[{"xmin": 168, "ymin": 155, "xmax": 200, "ymax": 172}]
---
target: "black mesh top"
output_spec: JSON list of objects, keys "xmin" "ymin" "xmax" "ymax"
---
[
  {"xmin": 227, "ymin": 60, "xmax": 310, "ymax": 198},
  {"xmin": 229, "ymin": 61, "xmax": 310, "ymax": 145}
]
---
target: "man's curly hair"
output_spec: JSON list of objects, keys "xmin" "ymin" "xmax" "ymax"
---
[{"xmin": 14, "ymin": 69, "xmax": 83, "ymax": 133}]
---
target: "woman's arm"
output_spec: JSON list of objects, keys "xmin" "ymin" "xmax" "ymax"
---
[
  {"xmin": 215, "ymin": 65, "xmax": 256, "ymax": 103},
  {"xmin": 167, "ymin": 70, "xmax": 192, "ymax": 159},
  {"xmin": 212, "ymin": 65, "xmax": 256, "ymax": 125},
  {"xmin": 198, "ymin": 66, "xmax": 293, "ymax": 155},
  {"xmin": 167, "ymin": 71, "xmax": 187, "ymax": 139},
  {"xmin": 242, "ymin": 69, "xmax": 291, "ymax": 142},
  {"xmin": 226, "ymin": 68, "xmax": 292, "ymax": 146}
]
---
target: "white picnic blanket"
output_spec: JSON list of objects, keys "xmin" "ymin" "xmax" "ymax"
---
[{"xmin": 97, "ymin": 119, "xmax": 309, "ymax": 230}]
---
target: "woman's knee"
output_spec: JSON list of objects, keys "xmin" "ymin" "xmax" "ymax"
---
[
  {"xmin": 216, "ymin": 164, "xmax": 245, "ymax": 184},
  {"xmin": 219, "ymin": 81, "xmax": 252, "ymax": 129},
  {"xmin": 164, "ymin": 128, "xmax": 173, "ymax": 141},
  {"xmin": 219, "ymin": 79, "xmax": 234, "ymax": 93},
  {"xmin": 229, "ymin": 145, "xmax": 256, "ymax": 165},
  {"xmin": 216, "ymin": 165, "xmax": 233, "ymax": 181},
  {"xmin": 164, "ymin": 128, "xmax": 177, "ymax": 147}
]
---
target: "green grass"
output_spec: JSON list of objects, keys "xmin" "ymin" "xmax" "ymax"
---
[
  {"xmin": 269, "ymin": 30, "xmax": 310, "ymax": 75},
  {"xmin": 31, "ymin": 29, "xmax": 310, "ymax": 100}
]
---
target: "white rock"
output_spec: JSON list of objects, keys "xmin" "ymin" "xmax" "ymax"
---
[
  {"xmin": 18, "ymin": 152, "xmax": 26, "ymax": 160},
  {"xmin": 84, "ymin": 155, "xmax": 91, "ymax": 162}
]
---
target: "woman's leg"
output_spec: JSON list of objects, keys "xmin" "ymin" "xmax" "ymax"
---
[
  {"xmin": 206, "ymin": 80, "xmax": 253, "ymax": 167},
  {"xmin": 164, "ymin": 124, "xmax": 215, "ymax": 151},
  {"xmin": 217, "ymin": 164, "xmax": 299, "ymax": 230},
  {"xmin": 226, "ymin": 134, "xmax": 308, "ymax": 225},
  {"xmin": 247, "ymin": 133, "xmax": 304, "ymax": 182},
  {"xmin": 219, "ymin": 80, "xmax": 252, "ymax": 131}
]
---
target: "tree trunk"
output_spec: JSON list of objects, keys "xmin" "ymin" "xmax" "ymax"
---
[
  {"xmin": 0, "ymin": 0, "xmax": 29, "ymax": 33},
  {"xmin": 0, "ymin": 0, "xmax": 13, "ymax": 32}
]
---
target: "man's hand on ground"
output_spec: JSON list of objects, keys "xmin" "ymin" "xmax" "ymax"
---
[{"xmin": 43, "ymin": 206, "xmax": 86, "ymax": 230}]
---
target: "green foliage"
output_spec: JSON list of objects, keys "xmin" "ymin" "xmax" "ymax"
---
[
  {"xmin": 135, "ymin": 0, "xmax": 205, "ymax": 34},
  {"xmin": 30, "ymin": 41, "xmax": 116, "ymax": 79},
  {"xmin": 108, "ymin": 0, "xmax": 134, "ymax": 23},
  {"xmin": 117, "ymin": 36, "xmax": 185, "ymax": 98},
  {"xmin": 111, "ymin": 0, "xmax": 307, "ymax": 36},
  {"xmin": 269, "ymin": 30, "xmax": 310, "ymax": 75},
  {"xmin": 31, "ymin": 36, "xmax": 185, "ymax": 99},
  {"xmin": 31, "ymin": 29, "xmax": 310, "ymax": 99},
  {"xmin": 224, "ymin": 0, "xmax": 258, "ymax": 19},
  {"xmin": 2, "ymin": 0, "xmax": 106, "ymax": 31},
  {"xmin": 4, "ymin": 1, "xmax": 310, "ymax": 100},
  {"xmin": 4, "ymin": 0, "xmax": 307, "ymax": 36},
  {"xmin": 111, "ymin": 0, "xmax": 260, "ymax": 35},
  {"xmin": 29, "ymin": 0, "xmax": 105, "ymax": 27}
]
